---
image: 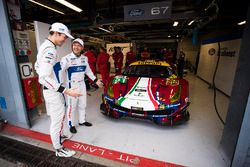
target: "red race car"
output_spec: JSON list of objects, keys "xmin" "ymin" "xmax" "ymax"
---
[{"xmin": 100, "ymin": 60, "xmax": 190, "ymax": 125}]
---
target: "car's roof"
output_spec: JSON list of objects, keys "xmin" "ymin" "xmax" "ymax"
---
[{"xmin": 130, "ymin": 60, "xmax": 170, "ymax": 67}]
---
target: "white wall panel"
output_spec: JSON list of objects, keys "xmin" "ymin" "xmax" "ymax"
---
[{"xmin": 197, "ymin": 39, "xmax": 241, "ymax": 96}]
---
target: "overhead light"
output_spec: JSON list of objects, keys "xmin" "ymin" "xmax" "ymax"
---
[
  {"xmin": 188, "ymin": 20, "xmax": 195, "ymax": 26},
  {"xmin": 237, "ymin": 20, "xmax": 246, "ymax": 25},
  {"xmin": 55, "ymin": 0, "xmax": 82, "ymax": 12},
  {"xmin": 168, "ymin": 35, "xmax": 171, "ymax": 38},
  {"xmin": 28, "ymin": 0, "xmax": 65, "ymax": 15},
  {"xmin": 176, "ymin": 35, "xmax": 179, "ymax": 37},
  {"xmin": 173, "ymin": 21, "xmax": 178, "ymax": 27},
  {"xmin": 98, "ymin": 27, "xmax": 112, "ymax": 33}
]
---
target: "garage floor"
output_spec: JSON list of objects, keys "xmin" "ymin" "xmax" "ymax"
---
[{"xmin": 30, "ymin": 74, "xmax": 229, "ymax": 167}]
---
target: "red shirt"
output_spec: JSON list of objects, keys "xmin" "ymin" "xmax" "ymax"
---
[
  {"xmin": 97, "ymin": 52, "xmax": 110, "ymax": 69},
  {"xmin": 112, "ymin": 52, "xmax": 124, "ymax": 65},
  {"xmin": 141, "ymin": 51, "xmax": 150, "ymax": 60},
  {"xmin": 126, "ymin": 51, "xmax": 135, "ymax": 65},
  {"xmin": 85, "ymin": 51, "xmax": 96, "ymax": 64},
  {"xmin": 164, "ymin": 51, "xmax": 174, "ymax": 62}
]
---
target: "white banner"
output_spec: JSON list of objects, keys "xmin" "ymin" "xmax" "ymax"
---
[
  {"xmin": 197, "ymin": 39, "xmax": 241, "ymax": 96},
  {"xmin": 106, "ymin": 43, "xmax": 132, "ymax": 73}
]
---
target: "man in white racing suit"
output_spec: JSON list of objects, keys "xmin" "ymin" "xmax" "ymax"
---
[
  {"xmin": 61, "ymin": 38, "xmax": 103, "ymax": 134},
  {"xmin": 35, "ymin": 23, "xmax": 82, "ymax": 157}
]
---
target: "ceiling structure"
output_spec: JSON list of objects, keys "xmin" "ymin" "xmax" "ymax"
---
[{"xmin": 20, "ymin": 0, "xmax": 248, "ymax": 43}]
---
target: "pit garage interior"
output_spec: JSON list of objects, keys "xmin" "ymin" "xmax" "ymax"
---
[{"xmin": 0, "ymin": 0, "xmax": 250, "ymax": 166}]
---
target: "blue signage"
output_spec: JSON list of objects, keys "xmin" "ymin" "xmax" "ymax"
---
[{"xmin": 0, "ymin": 96, "xmax": 7, "ymax": 110}]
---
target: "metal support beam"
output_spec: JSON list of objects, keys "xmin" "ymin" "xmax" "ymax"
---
[{"xmin": 220, "ymin": 2, "xmax": 250, "ymax": 166}]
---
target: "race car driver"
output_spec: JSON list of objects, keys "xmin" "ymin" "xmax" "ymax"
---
[
  {"xmin": 35, "ymin": 22, "xmax": 82, "ymax": 157},
  {"xmin": 61, "ymin": 38, "xmax": 103, "ymax": 134}
]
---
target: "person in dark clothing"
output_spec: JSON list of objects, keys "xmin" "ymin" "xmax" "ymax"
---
[
  {"xmin": 194, "ymin": 51, "xmax": 200, "ymax": 74},
  {"xmin": 177, "ymin": 50, "xmax": 186, "ymax": 78}
]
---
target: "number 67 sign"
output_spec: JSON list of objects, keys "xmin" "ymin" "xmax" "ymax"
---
[{"xmin": 124, "ymin": 1, "xmax": 172, "ymax": 21}]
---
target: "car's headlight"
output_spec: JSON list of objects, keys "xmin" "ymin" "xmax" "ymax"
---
[
  {"xmin": 158, "ymin": 104, "xmax": 165, "ymax": 110},
  {"xmin": 169, "ymin": 86, "xmax": 182, "ymax": 103},
  {"xmin": 107, "ymin": 82, "xmax": 114, "ymax": 98},
  {"xmin": 107, "ymin": 76, "xmax": 127, "ymax": 99}
]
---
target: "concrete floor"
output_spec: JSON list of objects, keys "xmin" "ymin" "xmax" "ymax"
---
[
  {"xmin": 30, "ymin": 74, "xmax": 229, "ymax": 167},
  {"xmin": 0, "ymin": 158, "xmax": 16, "ymax": 167}
]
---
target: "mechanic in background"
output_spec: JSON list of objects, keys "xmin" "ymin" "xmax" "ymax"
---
[
  {"xmin": 125, "ymin": 47, "xmax": 136, "ymax": 67},
  {"xmin": 61, "ymin": 38, "xmax": 103, "ymax": 134},
  {"xmin": 112, "ymin": 46, "xmax": 124, "ymax": 75},
  {"xmin": 35, "ymin": 22, "xmax": 81, "ymax": 157},
  {"xmin": 164, "ymin": 48, "xmax": 174, "ymax": 63},
  {"xmin": 97, "ymin": 47, "xmax": 110, "ymax": 86},
  {"xmin": 84, "ymin": 46, "xmax": 97, "ymax": 86},
  {"xmin": 140, "ymin": 47, "xmax": 150, "ymax": 60},
  {"xmin": 85, "ymin": 46, "xmax": 97, "ymax": 75},
  {"xmin": 177, "ymin": 49, "xmax": 186, "ymax": 78}
]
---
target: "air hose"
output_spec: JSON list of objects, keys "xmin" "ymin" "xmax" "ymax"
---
[{"xmin": 212, "ymin": 42, "xmax": 225, "ymax": 125}]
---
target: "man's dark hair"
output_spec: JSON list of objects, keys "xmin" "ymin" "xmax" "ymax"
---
[{"xmin": 49, "ymin": 31, "xmax": 55, "ymax": 35}]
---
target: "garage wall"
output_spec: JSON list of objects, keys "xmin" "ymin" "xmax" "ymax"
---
[
  {"xmin": 177, "ymin": 38, "xmax": 200, "ymax": 66},
  {"xmin": 220, "ymin": 3, "xmax": 250, "ymax": 166},
  {"xmin": 0, "ymin": 0, "xmax": 29, "ymax": 128},
  {"xmin": 197, "ymin": 39, "xmax": 241, "ymax": 96},
  {"xmin": 232, "ymin": 93, "xmax": 250, "ymax": 167},
  {"xmin": 27, "ymin": 30, "xmax": 38, "ymax": 76}
]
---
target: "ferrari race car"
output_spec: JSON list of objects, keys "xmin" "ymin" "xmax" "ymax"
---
[{"xmin": 100, "ymin": 60, "xmax": 190, "ymax": 125}]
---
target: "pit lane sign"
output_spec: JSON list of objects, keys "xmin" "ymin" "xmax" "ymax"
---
[{"xmin": 124, "ymin": 1, "xmax": 172, "ymax": 21}]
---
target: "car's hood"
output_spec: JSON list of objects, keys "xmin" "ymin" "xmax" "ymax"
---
[{"xmin": 114, "ymin": 76, "xmax": 182, "ymax": 111}]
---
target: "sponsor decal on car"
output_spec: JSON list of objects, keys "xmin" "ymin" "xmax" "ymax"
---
[
  {"xmin": 116, "ymin": 78, "xmax": 159, "ymax": 111},
  {"xmin": 131, "ymin": 60, "xmax": 170, "ymax": 66}
]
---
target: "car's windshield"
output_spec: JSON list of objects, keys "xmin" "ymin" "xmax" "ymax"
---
[{"xmin": 123, "ymin": 65, "xmax": 172, "ymax": 78}]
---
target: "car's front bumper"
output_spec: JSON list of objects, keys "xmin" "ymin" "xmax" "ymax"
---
[{"xmin": 100, "ymin": 95, "xmax": 190, "ymax": 125}]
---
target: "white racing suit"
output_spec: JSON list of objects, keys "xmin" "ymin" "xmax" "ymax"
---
[
  {"xmin": 60, "ymin": 53, "xmax": 96, "ymax": 128},
  {"xmin": 35, "ymin": 39, "xmax": 68, "ymax": 150}
]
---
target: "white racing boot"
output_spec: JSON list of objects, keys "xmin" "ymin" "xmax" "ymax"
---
[{"xmin": 56, "ymin": 147, "xmax": 76, "ymax": 157}]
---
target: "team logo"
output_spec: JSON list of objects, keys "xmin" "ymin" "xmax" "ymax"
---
[
  {"xmin": 208, "ymin": 48, "xmax": 216, "ymax": 56},
  {"xmin": 76, "ymin": 66, "xmax": 84, "ymax": 71},
  {"xmin": 129, "ymin": 9, "xmax": 144, "ymax": 17},
  {"xmin": 58, "ymin": 28, "xmax": 65, "ymax": 32}
]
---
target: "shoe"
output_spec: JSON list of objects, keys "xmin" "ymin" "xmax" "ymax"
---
[
  {"xmin": 70, "ymin": 126, "xmax": 77, "ymax": 133},
  {"xmin": 56, "ymin": 147, "xmax": 76, "ymax": 157},
  {"xmin": 60, "ymin": 133, "xmax": 72, "ymax": 143},
  {"xmin": 79, "ymin": 122, "xmax": 92, "ymax": 127}
]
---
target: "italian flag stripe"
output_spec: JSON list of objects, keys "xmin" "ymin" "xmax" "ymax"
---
[
  {"xmin": 128, "ymin": 77, "xmax": 141, "ymax": 95},
  {"xmin": 118, "ymin": 78, "xmax": 141, "ymax": 105},
  {"xmin": 147, "ymin": 78, "xmax": 159, "ymax": 110},
  {"xmin": 118, "ymin": 97, "xmax": 126, "ymax": 105}
]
